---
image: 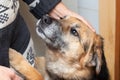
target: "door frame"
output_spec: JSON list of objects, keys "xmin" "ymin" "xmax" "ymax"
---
[{"xmin": 115, "ymin": 0, "xmax": 120, "ymax": 80}]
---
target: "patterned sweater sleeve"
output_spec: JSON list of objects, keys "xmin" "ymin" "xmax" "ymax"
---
[{"xmin": 23, "ymin": 0, "xmax": 61, "ymax": 19}]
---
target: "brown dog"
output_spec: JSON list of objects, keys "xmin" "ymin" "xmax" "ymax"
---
[
  {"xmin": 9, "ymin": 15, "xmax": 109, "ymax": 80},
  {"xmin": 36, "ymin": 15, "xmax": 109, "ymax": 80}
]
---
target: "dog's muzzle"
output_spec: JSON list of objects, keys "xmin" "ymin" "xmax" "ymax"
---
[
  {"xmin": 36, "ymin": 15, "xmax": 64, "ymax": 49},
  {"xmin": 36, "ymin": 15, "xmax": 54, "ymax": 38},
  {"xmin": 36, "ymin": 15, "xmax": 53, "ymax": 31}
]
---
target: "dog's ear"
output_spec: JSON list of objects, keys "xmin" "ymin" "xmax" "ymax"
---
[
  {"xmin": 94, "ymin": 35, "xmax": 110, "ymax": 80},
  {"xmin": 93, "ymin": 35, "xmax": 103, "ymax": 74},
  {"xmin": 82, "ymin": 35, "xmax": 103, "ymax": 74},
  {"xmin": 81, "ymin": 34, "xmax": 109, "ymax": 79}
]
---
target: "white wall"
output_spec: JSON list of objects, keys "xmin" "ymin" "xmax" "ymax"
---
[
  {"xmin": 63, "ymin": 0, "xmax": 99, "ymax": 32},
  {"xmin": 62, "ymin": 0, "xmax": 79, "ymax": 13}
]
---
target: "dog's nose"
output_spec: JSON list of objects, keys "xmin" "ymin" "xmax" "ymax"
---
[{"xmin": 41, "ymin": 15, "xmax": 52, "ymax": 25}]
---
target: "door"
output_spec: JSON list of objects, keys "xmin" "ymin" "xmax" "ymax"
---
[{"xmin": 99, "ymin": 0, "xmax": 115, "ymax": 80}]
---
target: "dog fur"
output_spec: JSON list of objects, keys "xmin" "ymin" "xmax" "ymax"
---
[
  {"xmin": 36, "ymin": 15, "xmax": 109, "ymax": 80},
  {"xmin": 9, "ymin": 16, "xmax": 109, "ymax": 80},
  {"xmin": 9, "ymin": 48, "xmax": 44, "ymax": 80}
]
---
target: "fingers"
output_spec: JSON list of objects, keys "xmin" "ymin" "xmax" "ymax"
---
[
  {"xmin": 12, "ymin": 74, "xmax": 22, "ymax": 80},
  {"xmin": 49, "ymin": 12, "xmax": 60, "ymax": 20},
  {"xmin": 9, "ymin": 68, "xmax": 22, "ymax": 80},
  {"xmin": 48, "ymin": 2, "xmax": 69, "ymax": 20},
  {"xmin": 0, "ymin": 66, "xmax": 22, "ymax": 80},
  {"xmin": 49, "ymin": 8, "xmax": 63, "ymax": 20},
  {"xmin": 70, "ymin": 11, "xmax": 96, "ymax": 32},
  {"xmin": 80, "ymin": 17, "xmax": 96, "ymax": 32}
]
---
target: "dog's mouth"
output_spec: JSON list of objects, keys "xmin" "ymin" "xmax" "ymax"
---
[{"xmin": 36, "ymin": 15, "xmax": 65, "ymax": 49}]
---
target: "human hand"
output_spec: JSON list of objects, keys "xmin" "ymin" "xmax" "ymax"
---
[
  {"xmin": 49, "ymin": 2, "xmax": 95, "ymax": 32},
  {"xmin": 0, "ymin": 66, "xmax": 22, "ymax": 80}
]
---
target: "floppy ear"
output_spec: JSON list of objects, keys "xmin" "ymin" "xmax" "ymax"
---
[
  {"xmin": 94, "ymin": 35, "xmax": 109, "ymax": 80},
  {"xmin": 81, "ymin": 35, "xmax": 109, "ymax": 79},
  {"xmin": 93, "ymin": 35, "xmax": 103, "ymax": 74},
  {"xmin": 82, "ymin": 35, "xmax": 103, "ymax": 74}
]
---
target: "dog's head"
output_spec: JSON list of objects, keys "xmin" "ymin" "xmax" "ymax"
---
[{"xmin": 36, "ymin": 15, "xmax": 109, "ymax": 80}]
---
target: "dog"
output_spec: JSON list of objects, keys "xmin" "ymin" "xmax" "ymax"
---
[
  {"xmin": 36, "ymin": 15, "xmax": 110, "ymax": 80},
  {"xmin": 9, "ymin": 15, "xmax": 109, "ymax": 80}
]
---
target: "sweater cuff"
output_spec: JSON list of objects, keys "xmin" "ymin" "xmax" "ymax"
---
[{"xmin": 23, "ymin": 0, "xmax": 61, "ymax": 19}]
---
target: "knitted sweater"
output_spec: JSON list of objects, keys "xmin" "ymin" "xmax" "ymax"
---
[{"xmin": 0, "ymin": 0, "xmax": 61, "ymax": 28}]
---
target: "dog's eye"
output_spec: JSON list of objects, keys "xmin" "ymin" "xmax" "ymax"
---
[{"xmin": 70, "ymin": 28, "xmax": 79, "ymax": 36}]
